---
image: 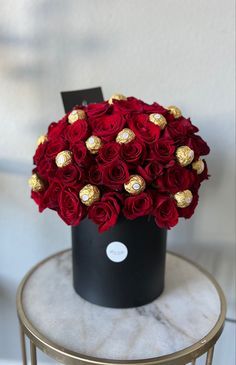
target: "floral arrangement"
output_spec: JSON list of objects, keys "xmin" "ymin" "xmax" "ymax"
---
[{"xmin": 29, "ymin": 94, "xmax": 210, "ymax": 232}]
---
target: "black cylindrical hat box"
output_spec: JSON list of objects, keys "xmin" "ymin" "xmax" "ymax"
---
[{"xmin": 72, "ymin": 216, "xmax": 167, "ymax": 308}]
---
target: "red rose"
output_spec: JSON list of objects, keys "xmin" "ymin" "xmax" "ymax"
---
[
  {"xmin": 47, "ymin": 115, "xmax": 68, "ymax": 140},
  {"xmin": 72, "ymin": 142, "xmax": 90, "ymax": 166},
  {"xmin": 67, "ymin": 119, "xmax": 89, "ymax": 144},
  {"xmin": 98, "ymin": 142, "xmax": 120, "ymax": 165},
  {"xmin": 42, "ymin": 181, "xmax": 62, "ymax": 210},
  {"xmin": 33, "ymin": 141, "xmax": 48, "ymax": 165},
  {"xmin": 140, "ymin": 101, "xmax": 167, "ymax": 115},
  {"xmin": 111, "ymin": 98, "xmax": 166, "ymax": 115},
  {"xmin": 137, "ymin": 161, "xmax": 163, "ymax": 184},
  {"xmin": 37, "ymin": 158, "xmax": 57, "ymax": 180},
  {"xmin": 88, "ymin": 192, "xmax": 122, "ymax": 232},
  {"xmin": 37, "ymin": 138, "xmax": 67, "ymax": 180},
  {"xmin": 197, "ymin": 160, "xmax": 209, "ymax": 184},
  {"xmin": 90, "ymin": 113, "xmax": 126, "ymax": 142},
  {"xmin": 150, "ymin": 138, "xmax": 175, "ymax": 163},
  {"xmin": 45, "ymin": 139, "xmax": 68, "ymax": 159},
  {"xmin": 102, "ymin": 160, "xmax": 129, "ymax": 190},
  {"xmin": 87, "ymin": 165, "xmax": 103, "ymax": 185},
  {"xmin": 163, "ymin": 117, "xmax": 199, "ymax": 143},
  {"xmin": 178, "ymin": 191, "xmax": 199, "ymax": 219},
  {"xmin": 155, "ymin": 164, "xmax": 195, "ymax": 193},
  {"xmin": 184, "ymin": 135, "xmax": 210, "ymax": 159},
  {"xmin": 154, "ymin": 194, "xmax": 179, "ymax": 229},
  {"xmin": 120, "ymin": 140, "xmax": 146, "ymax": 164},
  {"xmin": 58, "ymin": 187, "xmax": 85, "ymax": 226},
  {"xmin": 86, "ymin": 101, "xmax": 111, "ymax": 118},
  {"xmin": 123, "ymin": 192, "xmax": 153, "ymax": 220},
  {"xmin": 112, "ymin": 97, "xmax": 144, "ymax": 114},
  {"xmin": 128, "ymin": 114, "xmax": 160, "ymax": 144},
  {"xmin": 31, "ymin": 190, "xmax": 47, "ymax": 212},
  {"xmin": 55, "ymin": 164, "xmax": 83, "ymax": 187},
  {"xmin": 190, "ymin": 161, "xmax": 209, "ymax": 191}
]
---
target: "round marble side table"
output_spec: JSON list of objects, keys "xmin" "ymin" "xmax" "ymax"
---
[{"xmin": 16, "ymin": 249, "xmax": 226, "ymax": 365}]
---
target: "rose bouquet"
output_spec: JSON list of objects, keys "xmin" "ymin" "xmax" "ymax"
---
[{"xmin": 29, "ymin": 94, "xmax": 210, "ymax": 233}]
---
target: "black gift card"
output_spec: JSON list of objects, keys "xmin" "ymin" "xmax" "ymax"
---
[{"xmin": 61, "ymin": 87, "xmax": 104, "ymax": 113}]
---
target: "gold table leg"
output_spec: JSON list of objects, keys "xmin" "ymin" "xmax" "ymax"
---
[
  {"xmin": 191, "ymin": 359, "xmax": 196, "ymax": 364},
  {"xmin": 19, "ymin": 325, "xmax": 27, "ymax": 365},
  {"xmin": 30, "ymin": 340, "xmax": 37, "ymax": 365},
  {"xmin": 206, "ymin": 346, "xmax": 214, "ymax": 365}
]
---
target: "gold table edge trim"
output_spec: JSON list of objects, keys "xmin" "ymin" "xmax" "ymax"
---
[{"xmin": 16, "ymin": 249, "xmax": 226, "ymax": 365}]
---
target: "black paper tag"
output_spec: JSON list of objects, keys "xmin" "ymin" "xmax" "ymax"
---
[{"xmin": 61, "ymin": 87, "xmax": 104, "ymax": 113}]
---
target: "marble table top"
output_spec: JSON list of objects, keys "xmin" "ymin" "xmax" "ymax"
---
[{"xmin": 21, "ymin": 250, "xmax": 222, "ymax": 361}]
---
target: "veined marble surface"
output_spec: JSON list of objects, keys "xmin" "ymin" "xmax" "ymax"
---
[{"xmin": 22, "ymin": 250, "xmax": 222, "ymax": 361}]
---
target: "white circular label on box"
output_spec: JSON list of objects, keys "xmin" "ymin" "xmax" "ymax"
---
[{"xmin": 106, "ymin": 241, "xmax": 128, "ymax": 263}]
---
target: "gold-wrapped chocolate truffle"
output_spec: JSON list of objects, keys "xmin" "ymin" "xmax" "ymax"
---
[
  {"xmin": 79, "ymin": 184, "xmax": 100, "ymax": 206},
  {"xmin": 108, "ymin": 94, "xmax": 127, "ymax": 105},
  {"xmin": 28, "ymin": 173, "xmax": 44, "ymax": 192},
  {"xmin": 176, "ymin": 146, "xmax": 194, "ymax": 167},
  {"xmin": 174, "ymin": 190, "xmax": 193, "ymax": 208},
  {"xmin": 124, "ymin": 175, "xmax": 146, "ymax": 195},
  {"xmin": 116, "ymin": 128, "xmax": 135, "ymax": 144},
  {"xmin": 192, "ymin": 159, "xmax": 205, "ymax": 174},
  {"xmin": 55, "ymin": 150, "xmax": 72, "ymax": 168},
  {"xmin": 68, "ymin": 109, "xmax": 86, "ymax": 124},
  {"xmin": 167, "ymin": 105, "xmax": 182, "ymax": 119},
  {"xmin": 149, "ymin": 113, "xmax": 167, "ymax": 129},
  {"xmin": 85, "ymin": 136, "xmax": 102, "ymax": 154},
  {"xmin": 37, "ymin": 135, "xmax": 48, "ymax": 146}
]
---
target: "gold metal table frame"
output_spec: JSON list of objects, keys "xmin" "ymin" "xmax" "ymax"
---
[{"xmin": 16, "ymin": 250, "xmax": 226, "ymax": 365}]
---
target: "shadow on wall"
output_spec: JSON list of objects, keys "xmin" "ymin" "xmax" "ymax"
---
[
  {"xmin": 0, "ymin": 0, "xmax": 116, "ymax": 80},
  {"xmin": 0, "ymin": 159, "xmax": 31, "ymax": 176}
]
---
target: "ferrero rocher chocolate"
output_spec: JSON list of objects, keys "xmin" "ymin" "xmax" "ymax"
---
[
  {"xmin": 55, "ymin": 150, "xmax": 72, "ymax": 168},
  {"xmin": 68, "ymin": 109, "xmax": 86, "ymax": 124},
  {"xmin": 176, "ymin": 146, "xmax": 194, "ymax": 167},
  {"xmin": 79, "ymin": 184, "xmax": 100, "ymax": 206},
  {"xmin": 192, "ymin": 159, "xmax": 205, "ymax": 174},
  {"xmin": 124, "ymin": 175, "xmax": 146, "ymax": 195},
  {"xmin": 37, "ymin": 135, "xmax": 48, "ymax": 146},
  {"xmin": 149, "ymin": 113, "xmax": 167, "ymax": 129},
  {"xmin": 167, "ymin": 105, "xmax": 182, "ymax": 119},
  {"xmin": 174, "ymin": 190, "xmax": 193, "ymax": 208},
  {"xmin": 28, "ymin": 173, "xmax": 44, "ymax": 192},
  {"xmin": 108, "ymin": 94, "xmax": 127, "ymax": 105},
  {"xmin": 85, "ymin": 136, "xmax": 102, "ymax": 154},
  {"xmin": 116, "ymin": 128, "xmax": 135, "ymax": 144}
]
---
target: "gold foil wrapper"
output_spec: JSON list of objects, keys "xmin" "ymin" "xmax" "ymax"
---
[
  {"xmin": 108, "ymin": 94, "xmax": 127, "ymax": 105},
  {"xmin": 68, "ymin": 109, "xmax": 86, "ymax": 124},
  {"xmin": 124, "ymin": 175, "xmax": 146, "ymax": 195},
  {"xmin": 174, "ymin": 190, "xmax": 193, "ymax": 208},
  {"xmin": 192, "ymin": 159, "xmax": 205, "ymax": 174},
  {"xmin": 167, "ymin": 105, "xmax": 182, "ymax": 119},
  {"xmin": 149, "ymin": 113, "xmax": 167, "ymax": 129},
  {"xmin": 116, "ymin": 128, "xmax": 135, "ymax": 144},
  {"xmin": 176, "ymin": 146, "xmax": 194, "ymax": 167},
  {"xmin": 79, "ymin": 184, "xmax": 100, "ymax": 206},
  {"xmin": 37, "ymin": 135, "xmax": 48, "ymax": 146},
  {"xmin": 28, "ymin": 173, "xmax": 44, "ymax": 192},
  {"xmin": 55, "ymin": 150, "xmax": 72, "ymax": 168},
  {"xmin": 85, "ymin": 136, "xmax": 102, "ymax": 154}
]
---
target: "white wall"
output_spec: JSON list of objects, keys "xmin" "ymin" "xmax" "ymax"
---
[{"xmin": 0, "ymin": 0, "xmax": 235, "ymax": 362}]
